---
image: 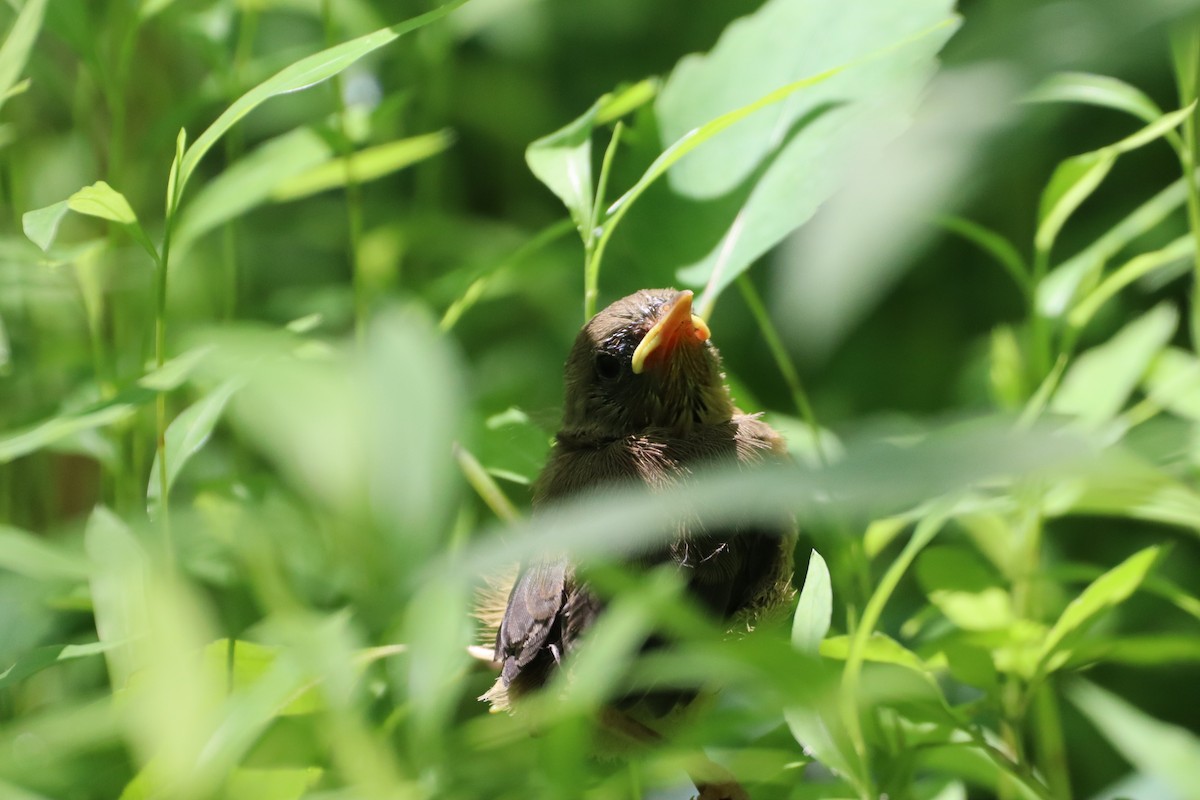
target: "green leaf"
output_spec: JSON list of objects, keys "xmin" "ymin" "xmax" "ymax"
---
[
  {"xmin": 1035, "ymin": 104, "xmax": 1194, "ymax": 259},
  {"xmin": 172, "ymin": 128, "xmax": 332, "ymax": 255},
  {"xmin": 1052, "ymin": 303, "xmax": 1178, "ymax": 429},
  {"xmin": 84, "ymin": 507, "xmax": 148, "ymax": 690},
  {"xmin": 0, "ymin": 525, "xmax": 89, "ymax": 581},
  {"xmin": 916, "ymin": 546, "xmax": 1014, "ymax": 631},
  {"xmin": 1038, "ymin": 174, "xmax": 1188, "ymax": 318},
  {"xmin": 1035, "ymin": 151, "xmax": 1116, "ymax": 257},
  {"xmin": 820, "ymin": 632, "xmax": 935, "ymax": 673},
  {"xmin": 0, "ymin": 642, "xmax": 114, "ymax": 691},
  {"xmin": 1145, "ymin": 346, "xmax": 1200, "ymax": 421},
  {"xmin": 1069, "ymin": 235, "xmax": 1194, "ymax": 331},
  {"xmin": 1027, "ymin": 72, "xmax": 1165, "ymax": 126},
  {"xmin": 1035, "ymin": 546, "xmax": 1160, "ymax": 676},
  {"xmin": 146, "ymin": 380, "xmax": 242, "ymax": 515},
  {"xmin": 21, "ymin": 199, "xmax": 69, "ymax": 251},
  {"xmin": 0, "ymin": 0, "xmax": 47, "ymax": 115},
  {"xmin": 1069, "ymin": 679, "xmax": 1200, "ymax": 800},
  {"xmin": 645, "ymin": 0, "xmax": 959, "ymax": 306},
  {"xmin": 178, "ymin": 1, "xmax": 467, "ymax": 196},
  {"xmin": 24, "ymin": 182, "xmax": 159, "ymax": 262},
  {"xmin": 526, "ymin": 99, "xmax": 602, "ymax": 232},
  {"xmin": 1049, "ymin": 463, "xmax": 1200, "ymax": 536},
  {"xmin": 791, "ymin": 549, "xmax": 832, "ymax": 653},
  {"xmin": 0, "ymin": 393, "xmax": 144, "ymax": 463},
  {"xmin": 271, "ymin": 130, "xmax": 454, "ymax": 202}
]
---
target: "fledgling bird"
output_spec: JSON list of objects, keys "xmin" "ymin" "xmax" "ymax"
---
[{"xmin": 480, "ymin": 288, "xmax": 795, "ymax": 797}]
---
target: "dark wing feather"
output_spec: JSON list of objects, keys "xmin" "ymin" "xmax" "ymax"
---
[{"xmin": 494, "ymin": 559, "xmax": 570, "ymax": 691}]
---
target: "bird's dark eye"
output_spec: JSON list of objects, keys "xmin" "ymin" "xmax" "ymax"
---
[{"xmin": 594, "ymin": 352, "xmax": 622, "ymax": 381}]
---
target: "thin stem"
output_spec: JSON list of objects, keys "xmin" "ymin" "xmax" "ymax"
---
[
  {"xmin": 583, "ymin": 123, "xmax": 624, "ymax": 321},
  {"xmin": 736, "ymin": 274, "xmax": 825, "ymax": 463},
  {"xmin": 1177, "ymin": 25, "xmax": 1200, "ymax": 351},
  {"xmin": 322, "ymin": 0, "xmax": 367, "ymax": 344},
  {"xmin": 452, "ymin": 443, "xmax": 520, "ymax": 523},
  {"xmin": 221, "ymin": 8, "xmax": 259, "ymax": 320},
  {"xmin": 1031, "ymin": 680, "xmax": 1071, "ymax": 799}
]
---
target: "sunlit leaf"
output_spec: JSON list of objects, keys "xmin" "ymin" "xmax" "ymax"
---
[
  {"xmin": 178, "ymin": 1, "xmax": 468, "ymax": 195},
  {"xmin": 1052, "ymin": 303, "xmax": 1178, "ymax": 429},
  {"xmin": 526, "ymin": 98, "xmax": 602, "ymax": 231},
  {"xmin": 916, "ymin": 546, "xmax": 1014, "ymax": 631},
  {"xmin": 642, "ymin": 0, "xmax": 959, "ymax": 308},
  {"xmin": 0, "ymin": 641, "xmax": 115, "ymax": 691},
  {"xmin": 1035, "ymin": 546, "xmax": 1160, "ymax": 677},
  {"xmin": 1069, "ymin": 235, "xmax": 1193, "ymax": 331},
  {"xmin": 271, "ymin": 130, "xmax": 454, "ymax": 201},
  {"xmin": 791, "ymin": 549, "xmax": 831, "ymax": 654}
]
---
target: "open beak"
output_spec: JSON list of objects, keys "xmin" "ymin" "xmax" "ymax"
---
[{"xmin": 631, "ymin": 290, "xmax": 711, "ymax": 375}]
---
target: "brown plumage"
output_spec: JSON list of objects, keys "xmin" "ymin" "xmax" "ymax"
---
[{"xmin": 480, "ymin": 289, "xmax": 795, "ymax": 796}]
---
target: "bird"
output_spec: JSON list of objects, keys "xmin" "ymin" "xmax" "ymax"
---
[{"xmin": 479, "ymin": 288, "xmax": 796, "ymax": 798}]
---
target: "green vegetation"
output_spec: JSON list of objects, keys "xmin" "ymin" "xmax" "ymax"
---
[{"xmin": 2, "ymin": 1, "xmax": 1199, "ymax": 798}]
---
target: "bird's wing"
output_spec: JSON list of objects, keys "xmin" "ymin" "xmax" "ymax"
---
[{"xmin": 495, "ymin": 558, "xmax": 570, "ymax": 686}]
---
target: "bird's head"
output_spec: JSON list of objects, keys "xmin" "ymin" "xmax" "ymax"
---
[{"xmin": 560, "ymin": 289, "xmax": 735, "ymax": 441}]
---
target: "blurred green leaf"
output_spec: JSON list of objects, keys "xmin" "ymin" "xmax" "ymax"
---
[
  {"xmin": 147, "ymin": 380, "xmax": 242, "ymax": 515},
  {"xmin": 1049, "ymin": 459, "xmax": 1200, "ymax": 535},
  {"xmin": 0, "ymin": 0, "xmax": 47, "ymax": 115},
  {"xmin": 1035, "ymin": 546, "xmax": 1160, "ymax": 677},
  {"xmin": 938, "ymin": 215, "xmax": 1030, "ymax": 296},
  {"xmin": 0, "ymin": 641, "xmax": 114, "ymax": 691},
  {"xmin": 1070, "ymin": 679, "xmax": 1200, "ymax": 800},
  {"xmin": 1052, "ymin": 303, "xmax": 1178, "ymax": 429},
  {"xmin": 791, "ymin": 549, "xmax": 831, "ymax": 655},
  {"xmin": 178, "ymin": 0, "xmax": 468, "ymax": 194},
  {"xmin": 1036, "ymin": 151, "xmax": 1116, "ymax": 258},
  {"xmin": 24, "ymin": 182, "xmax": 159, "ymax": 262},
  {"xmin": 1027, "ymin": 72, "xmax": 1165, "ymax": 126},
  {"xmin": 1145, "ymin": 346, "xmax": 1200, "ymax": 421},
  {"xmin": 821, "ymin": 632, "xmax": 936, "ymax": 673},
  {"xmin": 1070, "ymin": 235, "xmax": 1194, "ymax": 331},
  {"xmin": 85, "ymin": 507, "xmax": 147, "ymax": 689},
  {"xmin": 652, "ymin": 0, "xmax": 958, "ymax": 307},
  {"xmin": 0, "ymin": 391, "xmax": 148, "ymax": 463},
  {"xmin": 0, "ymin": 525, "xmax": 88, "ymax": 581},
  {"xmin": 1035, "ymin": 104, "xmax": 1194, "ymax": 259},
  {"xmin": 916, "ymin": 546, "xmax": 1014, "ymax": 631},
  {"xmin": 271, "ymin": 130, "xmax": 454, "ymax": 201},
  {"xmin": 1038, "ymin": 173, "xmax": 1189, "ymax": 319},
  {"xmin": 173, "ymin": 128, "xmax": 333, "ymax": 255}
]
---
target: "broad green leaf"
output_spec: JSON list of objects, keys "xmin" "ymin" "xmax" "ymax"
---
[
  {"xmin": 1052, "ymin": 303, "xmax": 1178, "ymax": 429},
  {"xmin": 1038, "ymin": 174, "xmax": 1189, "ymax": 318},
  {"xmin": 916, "ymin": 546, "xmax": 1014, "ymax": 631},
  {"xmin": 594, "ymin": 77, "xmax": 659, "ymax": 126},
  {"xmin": 642, "ymin": 0, "xmax": 959, "ymax": 306},
  {"xmin": 1026, "ymin": 72, "xmax": 1165, "ymax": 126},
  {"xmin": 0, "ymin": 525, "xmax": 88, "ymax": 580},
  {"xmin": 0, "ymin": 0, "xmax": 47, "ymax": 115},
  {"xmin": 67, "ymin": 181, "xmax": 137, "ymax": 225},
  {"xmin": 173, "ymin": 128, "xmax": 333, "ymax": 256},
  {"xmin": 526, "ymin": 98, "xmax": 601, "ymax": 231},
  {"xmin": 271, "ymin": 130, "xmax": 453, "ymax": 202},
  {"xmin": 820, "ymin": 633, "xmax": 935, "ymax": 673},
  {"xmin": 85, "ymin": 507, "xmax": 147, "ymax": 689},
  {"xmin": 1069, "ymin": 680, "xmax": 1200, "ymax": 800},
  {"xmin": 791, "ymin": 549, "xmax": 832, "ymax": 653},
  {"xmin": 147, "ymin": 380, "xmax": 242, "ymax": 515},
  {"xmin": 1035, "ymin": 546, "xmax": 1160, "ymax": 676},
  {"xmin": 222, "ymin": 768, "xmax": 323, "ymax": 800},
  {"xmin": 1069, "ymin": 235, "xmax": 1194, "ymax": 331},
  {"xmin": 178, "ymin": 1, "xmax": 468, "ymax": 196}
]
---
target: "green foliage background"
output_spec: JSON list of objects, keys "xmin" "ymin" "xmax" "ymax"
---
[{"xmin": 1, "ymin": 1, "xmax": 1199, "ymax": 799}]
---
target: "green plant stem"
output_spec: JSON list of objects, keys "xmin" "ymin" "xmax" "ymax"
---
[
  {"xmin": 452, "ymin": 443, "xmax": 520, "ymax": 523},
  {"xmin": 735, "ymin": 274, "xmax": 825, "ymax": 463},
  {"xmin": 1177, "ymin": 29, "xmax": 1200, "ymax": 351},
  {"xmin": 840, "ymin": 511, "xmax": 947, "ymax": 800},
  {"xmin": 221, "ymin": 7, "xmax": 260, "ymax": 320},
  {"xmin": 1031, "ymin": 680, "xmax": 1071, "ymax": 799},
  {"xmin": 583, "ymin": 123, "xmax": 624, "ymax": 320},
  {"xmin": 322, "ymin": 0, "xmax": 368, "ymax": 344}
]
